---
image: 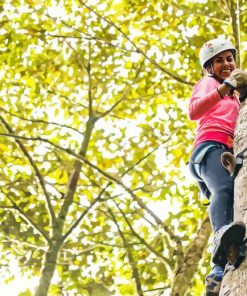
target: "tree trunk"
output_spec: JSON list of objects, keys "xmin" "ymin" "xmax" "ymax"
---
[
  {"xmin": 34, "ymin": 117, "xmax": 96, "ymax": 295},
  {"xmin": 35, "ymin": 236, "xmax": 63, "ymax": 296},
  {"xmin": 171, "ymin": 216, "xmax": 211, "ymax": 296},
  {"xmin": 219, "ymin": 102, "xmax": 247, "ymax": 295}
]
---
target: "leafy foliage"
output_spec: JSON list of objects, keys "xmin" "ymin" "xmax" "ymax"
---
[{"xmin": 0, "ymin": 0, "xmax": 246, "ymax": 295}]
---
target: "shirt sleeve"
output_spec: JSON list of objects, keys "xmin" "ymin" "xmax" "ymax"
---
[{"xmin": 189, "ymin": 77, "xmax": 223, "ymax": 120}]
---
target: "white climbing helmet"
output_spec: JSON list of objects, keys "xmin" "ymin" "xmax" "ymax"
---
[{"xmin": 199, "ymin": 38, "xmax": 236, "ymax": 68}]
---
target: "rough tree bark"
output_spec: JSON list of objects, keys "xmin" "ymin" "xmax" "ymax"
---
[{"xmin": 219, "ymin": 100, "xmax": 247, "ymax": 295}]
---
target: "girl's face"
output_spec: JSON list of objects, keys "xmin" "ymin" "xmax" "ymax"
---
[{"xmin": 207, "ymin": 50, "xmax": 236, "ymax": 80}]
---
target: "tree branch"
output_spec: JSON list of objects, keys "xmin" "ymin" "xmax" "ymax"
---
[
  {"xmin": 0, "ymin": 131, "xmax": 174, "ymax": 231},
  {"xmin": 171, "ymin": 216, "xmax": 211, "ymax": 296},
  {"xmin": 115, "ymin": 201, "xmax": 172, "ymax": 268},
  {"xmin": 1, "ymin": 189, "xmax": 50, "ymax": 242},
  {"xmin": 216, "ymin": 0, "xmax": 231, "ymax": 17},
  {"xmin": 55, "ymin": 117, "xmax": 95, "ymax": 238},
  {"xmin": 65, "ymin": 41, "xmax": 94, "ymax": 117},
  {"xmin": 172, "ymin": 1, "xmax": 229, "ymax": 22},
  {"xmin": 63, "ymin": 135, "xmax": 177, "ymax": 243},
  {"xmin": 63, "ymin": 195, "xmax": 101, "ymax": 240},
  {"xmin": 0, "ymin": 116, "xmax": 56, "ymax": 226},
  {"xmin": 98, "ymin": 57, "xmax": 145, "ymax": 119},
  {"xmin": 47, "ymin": 90, "xmax": 88, "ymax": 110},
  {"xmin": 143, "ymin": 286, "xmax": 170, "ymax": 294},
  {"xmin": 0, "ymin": 107, "xmax": 84, "ymax": 136},
  {"xmin": 227, "ymin": 0, "xmax": 241, "ymax": 67},
  {"xmin": 87, "ymin": 42, "xmax": 93, "ymax": 116},
  {"xmin": 3, "ymin": 236, "xmax": 46, "ymax": 250},
  {"xmin": 0, "ymin": 130, "xmax": 182, "ymax": 253},
  {"xmin": 0, "ymin": 205, "xmax": 15, "ymax": 209},
  {"xmin": 78, "ymin": 0, "xmax": 193, "ymax": 86},
  {"xmin": 108, "ymin": 206, "xmax": 144, "ymax": 296},
  {"xmin": 46, "ymin": 31, "xmax": 139, "ymax": 53},
  {"xmin": 38, "ymin": 12, "xmax": 138, "ymax": 53}
]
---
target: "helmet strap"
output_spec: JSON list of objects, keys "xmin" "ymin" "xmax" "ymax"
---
[
  {"xmin": 210, "ymin": 64, "xmax": 215, "ymax": 76},
  {"xmin": 207, "ymin": 63, "xmax": 224, "ymax": 83}
]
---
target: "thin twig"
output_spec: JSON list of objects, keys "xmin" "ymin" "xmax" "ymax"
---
[
  {"xmin": 63, "ymin": 195, "xmax": 101, "ymax": 240},
  {"xmin": 0, "ymin": 107, "xmax": 84, "ymax": 136},
  {"xmin": 78, "ymin": 0, "xmax": 193, "ymax": 86},
  {"xmin": 115, "ymin": 201, "xmax": 171, "ymax": 267},
  {"xmin": 98, "ymin": 58, "xmax": 145, "ymax": 118},
  {"xmin": 0, "ymin": 131, "xmax": 166, "ymax": 227},
  {"xmin": 0, "ymin": 116, "xmax": 56, "ymax": 226},
  {"xmin": 1, "ymin": 189, "xmax": 50, "ymax": 241},
  {"xmin": 87, "ymin": 42, "xmax": 93, "ymax": 116},
  {"xmin": 108, "ymin": 206, "xmax": 144, "ymax": 296},
  {"xmin": 63, "ymin": 134, "xmax": 172, "ymax": 240}
]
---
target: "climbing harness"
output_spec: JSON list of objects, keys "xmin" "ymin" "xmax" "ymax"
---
[
  {"xmin": 190, "ymin": 142, "xmax": 231, "ymax": 182},
  {"xmin": 189, "ymin": 142, "xmax": 232, "ymax": 204}
]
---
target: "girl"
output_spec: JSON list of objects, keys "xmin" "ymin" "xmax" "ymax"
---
[{"xmin": 188, "ymin": 38, "xmax": 247, "ymax": 296}]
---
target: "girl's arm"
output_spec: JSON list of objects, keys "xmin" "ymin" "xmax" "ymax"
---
[{"xmin": 189, "ymin": 77, "xmax": 231, "ymax": 120}]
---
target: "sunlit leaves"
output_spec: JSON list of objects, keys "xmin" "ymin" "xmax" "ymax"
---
[{"xmin": 0, "ymin": 0, "xmax": 245, "ymax": 295}]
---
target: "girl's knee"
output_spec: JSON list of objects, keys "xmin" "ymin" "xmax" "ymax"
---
[{"xmin": 214, "ymin": 184, "xmax": 234, "ymax": 201}]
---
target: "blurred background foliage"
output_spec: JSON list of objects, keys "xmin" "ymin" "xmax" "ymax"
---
[{"xmin": 0, "ymin": 0, "xmax": 246, "ymax": 295}]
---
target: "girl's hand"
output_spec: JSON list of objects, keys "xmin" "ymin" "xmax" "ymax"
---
[{"xmin": 224, "ymin": 69, "xmax": 247, "ymax": 88}]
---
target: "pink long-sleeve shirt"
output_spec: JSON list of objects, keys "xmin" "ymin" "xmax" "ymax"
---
[{"xmin": 189, "ymin": 76, "xmax": 239, "ymax": 148}]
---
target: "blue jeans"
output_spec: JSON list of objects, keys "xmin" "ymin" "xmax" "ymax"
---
[
  {"xmin": 189, "ymin": 141, "xmax": 234, "ymax": 232},
  {"xmin": 189, "ymin": 141, "xmax": 234, "ymax": 275}
]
